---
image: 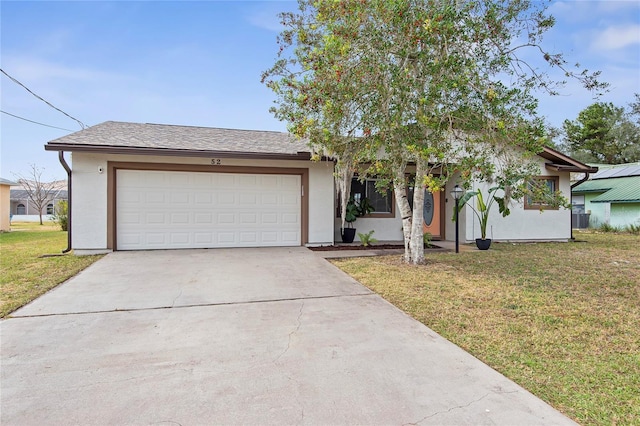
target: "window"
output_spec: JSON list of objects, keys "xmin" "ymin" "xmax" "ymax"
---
[
  {"xmin": 47, "ymin": 203, "xmax": 54, "ymax": 214},
  {"xmin": 17, "ymin": 204, "xmax": 26, "ymax": 214},
  {"xmin": 525, "ymin": 176, "xmax": 560, "ymax": 210},
  {"xmin": 338, "ymin": 177, "xmax": 394, "ymax": 217}
]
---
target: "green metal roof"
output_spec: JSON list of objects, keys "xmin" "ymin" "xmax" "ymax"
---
[{"xmin": 572, "ymin": 176, "xmax": 640, "ymax": 203}]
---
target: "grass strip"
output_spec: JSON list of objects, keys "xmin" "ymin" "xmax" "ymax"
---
[{"xmin": 1, "ymin": 222, "xmax": 104, "ymax": 317}]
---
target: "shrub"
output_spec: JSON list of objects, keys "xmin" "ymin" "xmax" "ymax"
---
[
  {"xmin": 52, "ymin": 200, "xmax": 68, "ymax": 231},
  {"xmin": 423, "ymin": 232, "xmax": 432, "ymax": 247},
  {"xmin": 357, "ymin": 230, "xmax": 378, "ymax": 247},
  {"xmin": 599, "ymin": 223, "xmax": 620, "ymax": 233},
  {"xmin": 625, "ymin": 223, "xmax": 640, "ymax": 235}
]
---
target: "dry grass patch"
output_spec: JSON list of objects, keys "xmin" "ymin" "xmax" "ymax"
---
[
  {"xmin": 0, "ymin": 222, "xmax": 103, "ymax": 317},
  {"xmin": 332, "ymin": 231, "xmax": 639, "ymax": 426}
]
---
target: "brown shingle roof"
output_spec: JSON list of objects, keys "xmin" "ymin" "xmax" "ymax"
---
[{"xmin": 45, "ymin": 121, "xmax": 311, "ymax": 158}]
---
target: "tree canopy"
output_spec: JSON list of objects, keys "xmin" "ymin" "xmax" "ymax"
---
[
  {"xmin": 562, "ymin": 99, "xmax": 640, "ymax": 164},
  {"xmin": 262, "ymin": 0, "xmax": 605, "ymax": 263}
]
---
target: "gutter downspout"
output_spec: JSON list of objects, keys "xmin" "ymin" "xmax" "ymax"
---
[
  {"xmin": 58, "ymin": 151, "xmax": 72, "ymax": 254},
  {"xmin": 570, "ymin": 173, "xmax": 591, "ymax": 240}
]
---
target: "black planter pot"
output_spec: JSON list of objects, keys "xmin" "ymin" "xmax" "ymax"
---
[
  {"xmin": 476, "ymin": 238, "xmax": 492, "ymax": 250},
  {"xmin": 341, "ymin": 228, "xmax": 356, "ymax": 243}
]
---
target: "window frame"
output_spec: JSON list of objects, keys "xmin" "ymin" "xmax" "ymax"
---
[
  {"xmin": 17, "ymin": 204, "xmax": 26, "ymax": 215},
  {"xmin": 47, "ymin": 203, "xmax": 54, "ymax": 215},
  {"xmin": 337, "ymin": 177, "xmax": 395, "ymax": 218},
  {"xmin": 524, "ymin": 176, "xmax": 560, "ymax": 210}
]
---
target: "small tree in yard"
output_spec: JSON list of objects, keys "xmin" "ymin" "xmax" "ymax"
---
[
  {"xmin": 13, "ymin": 164, "xmax": 60, "ymax": 225},
  {"xmin": 52, "ymin": 200, "xmax": 69, "ymax": 231},
  {"xmin": 263, "ymin": 0, "xmax": 606, "ymax": 264}
]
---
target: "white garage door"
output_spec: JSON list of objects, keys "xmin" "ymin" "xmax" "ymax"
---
[{"xmin": 116, "ymin": 170, "xmax": 301, "ymax": 250}]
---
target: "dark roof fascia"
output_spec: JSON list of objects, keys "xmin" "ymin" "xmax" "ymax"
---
[
  {"xmin": 544, "ymin": 163, "xmax": 598, "ymax": 173},
  {"xmin": 44, "ymin": 143, "xmax": 314, "ymax": 161}
]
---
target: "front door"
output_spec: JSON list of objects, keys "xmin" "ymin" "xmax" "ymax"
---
[{"xmin": 422, "ymin": 190, "xmax": 442, "ymax": 240}]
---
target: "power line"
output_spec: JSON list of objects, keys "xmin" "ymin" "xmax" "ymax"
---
[
  {"xmin": 0, "ymin": 68, "xmax": 86, "ymax": 129},
  {"xmin": 1, "ymin": 110, "xmax": 75, "ymax": 132}
]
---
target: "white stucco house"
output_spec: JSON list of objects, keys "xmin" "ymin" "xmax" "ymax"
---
[{"xmin": 44, "ymin": 121, "xmax": 597, "ymax": 254}]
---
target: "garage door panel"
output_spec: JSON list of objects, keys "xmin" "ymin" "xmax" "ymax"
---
[
  {"xmin": 239, "ymin": 193, "xmax": 257, "ymax": 205},
  {"xmin": 192, "ymin": 173, "xmax": 213, "ymax": 186},
  {"xmin": 119, "ymin": 233, "xmax": 141, "ymax": 247},
  {"xmin": 169, "ymin": 192, "xmax": 188, "ymax": 204},
  {"xmin": 282, "ymin": 175, "xmax": 298, "ymax": 185},
  {"xmin": 218, "ymin": 193, "xmax": 235, "ymax": 205},
  {"xmin": 146, "ymin": 213, "xmax": 165, "ymax": 224},
  {"xmin": 282, "ymin": 231, "xmax": 300, "ymax": 243},
  {"xmin": 262, "ymin": 213, "xmax": 277, "ymax": 224},
  {"xmin": 282, "ymin": 213, "xmax": 299, "ymax": 224},
  {"xmin": 117, "ymin": 170, "xmax": 301, "ymax": 250},
  {"xmin": 170, "ymin": 233, "xmax": 190, "ymax": 244},
  {"xmin": 194, "ymin": 232, "xmax": 213, "ymax": 244},
  {"xmin": 194, "ymin": 213, "xmax": 213, "ymax": 224},
  {"xmin": 194, "ymin": 193, "xmax": 213, "ymax": 204},
  {"xmin": 282, "ymin": 193, "xmax": 298, "ymax": 205},
  {"xmin": 170, "ymin": 213, "xmax": 190, "ymax": 224},
  {"xmin": 120, "ymin": 213, "xmax": 141, "ymax": 224}
]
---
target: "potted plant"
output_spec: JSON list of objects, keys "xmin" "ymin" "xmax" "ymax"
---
[
  {"xmin": 454, "ymin": 186, "xmax": 510, "ymax": 250},
  {"xmin": 341, "ymin": 197, "xmax": 374, "ymax": 243}
]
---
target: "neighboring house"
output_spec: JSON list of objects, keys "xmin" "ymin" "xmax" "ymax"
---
[
  {"xmin": 44, "ymin": 121, "xmax": 596, "ymax": 254},
  {"xmin": 1, "ymin": 177, "xmax": 18, "ymax": 231},
  {"xmin": 10, "ymin": 181, "xmax": 68, "ymax": 222},
  {"xmin": 572, "ymin": 163, "xmax": 640, "ymax": 229}
]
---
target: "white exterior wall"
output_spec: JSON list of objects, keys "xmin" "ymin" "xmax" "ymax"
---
[
  {"xmin": 328, "ymin": 156, "xmax": 573, "ymax": 244},
  {"xmin": 71, "ymin": 153, "xmax": 335, "ymax": 251},
  {"xmin": 461, "ymin": 157, "xmax": 572, "ymax": 242},
  {"xmin": 334, "ymin": 214, "xmax": 404, "ymax": 243},
  {"xmin": 72, "ymin": 154, "xmax": 109, "ymax": 250},
  {"xmin": 306, "ymin": 161, "xmax": 336, "ymax": 244}
]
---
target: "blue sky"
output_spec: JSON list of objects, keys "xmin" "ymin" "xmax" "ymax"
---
[{"xmin": 1, "ymin": 0, "xmax": 639, "ymax": 180}]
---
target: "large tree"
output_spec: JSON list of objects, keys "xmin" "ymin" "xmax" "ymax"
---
[
  {"xmin": 562, "ymin": 101, "xmax": 640, "ymax": 164},
  {"xmin": 263, "ymin": 0, "xmax": 605, "ymax": 263}
]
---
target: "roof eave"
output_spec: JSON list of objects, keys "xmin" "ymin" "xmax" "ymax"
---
[
  {"xmin": 571, "ymin": 191, "xmax": 610, "ymax": 196},
  {"xmin": 591, "ymin": 199, "xmax": 640, "ymax": 204},
  {"xmin": 44, "ymin": 143, "xmax": 314, "ymax": 161},
  {"xmin": 541, "ymin": 146, "xmax": 598, "ymax": 173},
  {"xmin": 545, "ymin": 163, "xmax": 599, "ymax": 173}
]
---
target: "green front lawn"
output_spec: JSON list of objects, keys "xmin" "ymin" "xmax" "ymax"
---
[
  {"xmin": 0, "ymin": 222, "xmax": 104, "ymax": 317},
  {"xmin": 332, "ymin": 231, "xmax": 639, "ymax": 426}
]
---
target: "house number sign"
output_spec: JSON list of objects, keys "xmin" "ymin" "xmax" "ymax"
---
[{"xmin": 211, "ymin": 159, "xmax": 222, "ymax": 165}]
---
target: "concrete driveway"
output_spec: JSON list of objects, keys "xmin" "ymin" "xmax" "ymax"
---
[{"xmin": 1, "ymin": 247, "xmax": 574, "ymax": 425}]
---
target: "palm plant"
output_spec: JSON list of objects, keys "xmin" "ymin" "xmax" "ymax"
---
[{"xmin": 454, "ymin": 186, "xmax": 510, "ymax": 240}]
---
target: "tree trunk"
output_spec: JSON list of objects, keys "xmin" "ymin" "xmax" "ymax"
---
[
  {"xmin": 39, "ymin": 212, "xmax": 43, "ymax": 225},
  {"xmin": 392, "ymin": 164, "xmax": 412, "ymax": 263},
  {"xmin": 392, "ymin": 156, "xmax": 427, "ymax": 264},
  {"xmin": 409, "ymin": 157, "xmax": 427, "ymax": 264},
  {"xmin": 335, "ymin": 149, "xmax": 356, "ymax": 235}
]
